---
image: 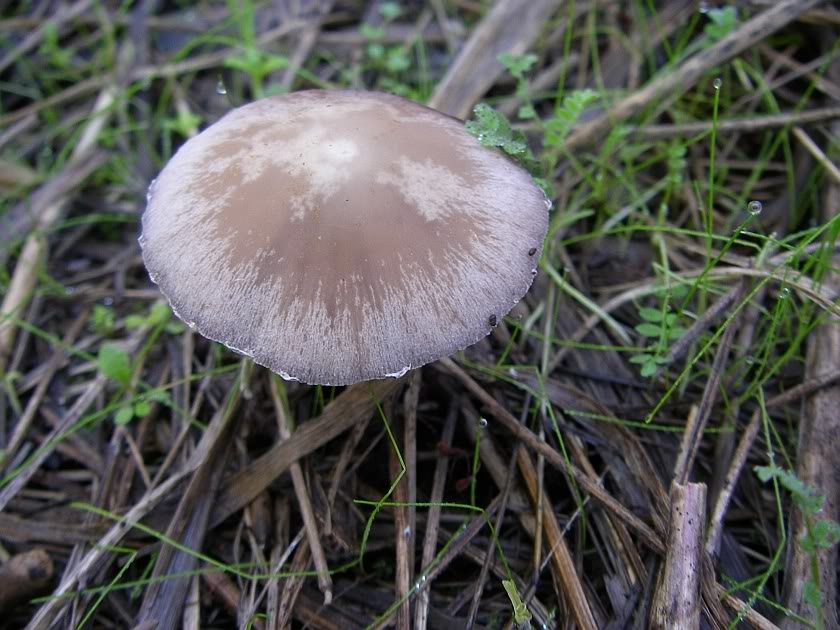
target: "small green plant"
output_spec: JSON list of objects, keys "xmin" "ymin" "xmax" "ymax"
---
[
  {"xmin": 543, "ymin": 89, "xmax": 598, "ymax": 150},
  {"xmin": 90, "ymin": 304, "xmax": 116, "ymax": 335},
  {"xmin": 703, "ymin": 7, "xmax": 738, "ymax": 42},
  {"xmin": 465, "ymin": 103, "xmax": 546, "ymax": 194},
  {"xmin": 465, "ymin": 54, "xmax": 601, "ymax": 198},
  {"xmin": 125, "ymin": 302, "xmax": 184, "ymax": 335},
  {"xmin": 223, "ymin": 0, "xmax": 289, "ymax": 97},
  {"xmin": 98, "ymin": 343, "xmax": 131, "ymax": 387},
  {"xmin": 38, "ymin": 23, "xmax": 73, "ymax": 69},
  {"xmin": 161, "ymin": 109, "xmax": 202, "ymax": 158},
  {"xmin": 498, "ymin": 52, "xmax": 538, "ymax": 119},
  {"xmin": 359, "ymin": 3, "xmax": 414, "ymax": 94},
  {"xmin": 502, "ymin": 579, "xmax": 532, "ymax": 627},
  {"xmin": 629, "ymin": 295, "xmax": 688, "ymax": 378},
  {"xmin": 755, "ymin": 464, "xmax": 840, "ymax": 627}
]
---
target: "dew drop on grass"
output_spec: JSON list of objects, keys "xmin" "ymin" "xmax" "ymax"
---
[
  {"xmin": 713, "ymin": 77, "xmax": 722, "ymax": 90},
  {"xmin": 747, "ymin": 200, "xmax": 763, "ymax": 215},
  {"xmin": 216, "ymin": 80, "xmax": 227, "ymax": 95},
  {"xmin": 779, "ymin": 287, "xmax": 791, "ymax": 299},
  {"xmin": 478, "ymin": 418, "xmax": 488, "ymax": 429}
]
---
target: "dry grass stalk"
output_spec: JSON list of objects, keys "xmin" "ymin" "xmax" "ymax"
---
[
  {"xmin": 270, "ymin": 374, "xmax": 333, "ymax": 606},
  {"xmin": 780, "ymin": 116, "xmax": 840, "ymax": 629},
  {"xmin": 650, "ymin": 481, "xmax": 707, "ymax": 629}
]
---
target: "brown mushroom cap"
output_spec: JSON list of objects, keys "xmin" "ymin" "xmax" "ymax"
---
[{"xmin": 141, "ymin": 90, "xmax": 549, "ymax": 385}]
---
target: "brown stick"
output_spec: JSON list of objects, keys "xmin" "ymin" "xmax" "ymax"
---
[
  {"xmin": 414, "ymin": 407, "xmax": 457, "ymax": 630},
  {"xmin": 516, "ymin": 447, "xmax": 598, "ymax": 630},
  {"xmin": 428, "ymin": 0, "xmax": 562, "ymax": 118},
  {"xmin": 629, "ymin": 106, "xmax": 840, "ymax": 140},
  {"xmin": 650, "ymin": 481, "xmax": 707, "ymax": 630},
  {"xmin": 673, "ymin": 304, "xmax": 740, "ymax": 484},
  {"xmin": 780, "ymin": 117, "xmax": 840, "ymax": 629}
]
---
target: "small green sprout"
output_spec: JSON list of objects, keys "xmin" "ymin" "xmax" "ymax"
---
[
  {"xmin": 703, "ymin": 7, "xmax": 738, "ymax": 42},
  {"xmin": 98, "ymin": 344, "xmax": 131, "ymax": 386},
  {"xmin": 502, "ymin": 579, "xmax": 532, "ymax": 627}
]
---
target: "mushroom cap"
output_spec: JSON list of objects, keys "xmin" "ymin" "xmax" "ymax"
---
[{"xmin": 141, "ymin": 90, "xmax": 549, "ymax": 385}]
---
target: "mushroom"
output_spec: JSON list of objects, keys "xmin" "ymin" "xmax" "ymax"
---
[{"xmin": 140, "ymin": 90, "xmax": 549, "ymax": 385}]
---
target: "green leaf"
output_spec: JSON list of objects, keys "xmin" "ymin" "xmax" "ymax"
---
[
  {"xmin": 385, "ymin": 48, "xmax": 411, "ymax": 73},
  {"xmin": 517, "ymin": 104, "xmax": 536, "ymax": 120},
  {"xmin": 754, "ymin": 465, "xmax": 824, "ymax": 514},
  {"xmin": 91, "ymin": 305, "xmax": 116, "ymax": 335},
  {"xmin": 809, "ymin": 519, "xmax": 840, "ymax": 549},
  {"xmin": 629, "ymin": 354, "xmax": 652, "ymax": 365},
  {"xmin": 635, "ymin": 323, "xmax": 662, "ymax": 338},
  {"xmin": 165, "ymin": 321, "xmax": 186, "ymax": 335},
  {"xmin": 667, "ymin": 326, "xmax": 687, "ymax": 340},
  {"xmin": 149, "ymin": 390, "xmax": 173, "ymax": 405},
  {"xmin": 640, "ymin": 361, "xmax": 658, "ymax": 378},
  {"xmin": 164, "ymin": 110, "xmax": 202, "ymax": 138},
  {"xmin": 465, "ymin": 104, "xmax": 532, "ymax": 157},
  {"xmin": 466, "ymin": 103, "xmax": 513, "ymax": 146},
  {"xmin": 378, "ymin": 2, "xmax": 401, "ymax": 21},
  {"xmin": 465, "ymin": 104, "xmax": 546, "ymax": 188},
  {"xmin": 544, "ymin": 89, "xmax": 598, "ymax": 147},
  {"xmin": 498, "ymin": 52, "xmax": 537, "ymax": 79},
  {"xmin": 99, "ymin": 344, "xmax": 131, "ymax": 386},
  {"xmin": 638, "ymin": 308, "xmax": 664, "ymax": 323},
  {"xmin": 134, "ymin": 400, "xmax": 151, "ymax": 418},
  {"xmin": 367, "ymin": 42, "xmax": 385, "ymax": 60},
  {"xmin": 125, "ymin": 314, "xmax": 146, "ymax": 330},
  {"xmin": 148, "ymin": 302, "xmax": 172, "ymax": 326},
  {"xmin": 704, "ymin": 7, "xmax": 738, "ymax": 42},
  {"xmin": 670, "ymin": 284, "xmax": 689, "ymax": 298},
  {"xmin": 114, "ymin": 405, "xmax": 134, "ymax": 425}
]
